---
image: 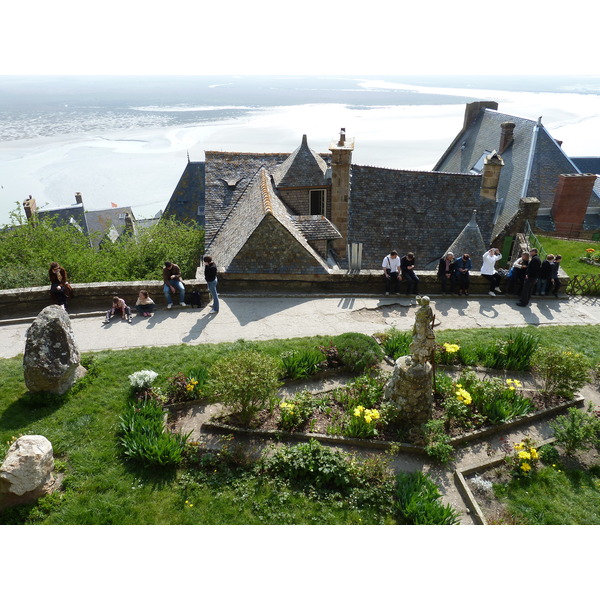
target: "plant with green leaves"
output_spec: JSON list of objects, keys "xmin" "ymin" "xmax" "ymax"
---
[
  {"xmin": 209, "ymin": 350, "xmax": 281, "ymax": 426},
  {"xmin": 505, "ymin": 437, "xmax": 541, "ymax": 477},
  {"xmin": 117, "ymin": 396, "xmax": 190, "ymax": 467},
  {"xmin": 473, "ymin": 378, "xmax": 533, "ymax": 424},
  {"xmin": 337, "ymin": 373, "xmax": 386, "ymax": 410},
  {"xmin": 278, "ymin": 390, "xmax": 315, "ymax": 431},
  {"xmin": 533, "ymin": 347, "xmax": 591, "ymax": 399},
  {"xmin": 482, "ymin": 329, "xmax": 540, "ymax": 371},
  {"xmin": 422, "ymin": 419, "xmax": 454, "ymax": 464},
  {"xmin": 378, "ymin": 328, "xmax": 411, "ymax": 360},
  {"xmin": 550, "ymin": 405, "xmax": 600, "ymax": 456},
  {"xmin": 393, "ymin": 472, "xmax": 460, "ymax": 525},
  {"xmin": 344, "ymin": 405, "xmax": 382, "ymax": 438},
  {"xmin": 280, "ymin": 348, "xmax": 325, "ymax": 379},
  {"xmin": 333, "ymin": 332, "xmax": 384, "ymax": 374}
]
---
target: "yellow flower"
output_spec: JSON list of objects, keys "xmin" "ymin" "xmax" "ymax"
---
[
  {"xmin": 455, "ymin": 388, "xmax": 472, "ymax": 404},
  {"xmin": 443, "ymin": 343, "xmax": 460, "ymax": 353},
  {"xmin": 518, "ymin": 451, "xmax": 531, "ymax": 460},
  {"xmin": 521, "ymin": 462, "xmax": 531, "ymax": 472},
  {"xmin": 354, "ymin": 406, "xmax": 365, "ymax": 416},
  {"xmin": 514, "ymin": 442, "xmax": 525, "ymax": 450},
  {"xmin": 530, "ymin": 448, "xmax": 539, "ymax": 460}
]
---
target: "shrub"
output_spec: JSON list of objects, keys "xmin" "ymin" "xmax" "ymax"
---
[
  {"xmin": 209, "ymin": 350, "xmax": 281, "ymax": 426},
  {"xmin": 393, "ymin": 472, "xmax": 460, "ymax": 525},
  {"xmin": 533, "ymin": 348, "xmax": 591, "ymax": 399},
  {"xmin": 338, "ymin": 373, "xmax": 386, "ymax": 410},
  {"xmin": 334, "ymin": 333, "xmax": 384, "ymax": 374},
  {"xmin": 422, "ymin": 419, "xmax": 454, "ymax": 464},
  {"xmin": 538, "ymin": 443, "xmax": 560, "ymax": 465},
  {"xmin": 550, "ymin": 405, "xmax": 600, "ymax": 456},
  {"xmin": 280, "ymin": 348, "xmax": 325, "ymax": 380},
  {"xmin": 117, "ymin": 396, "xmax": 190, "ymax": 466},
  {"xmin": 260, "ymin": 439, "xmax": 356, "ymax": 492}
]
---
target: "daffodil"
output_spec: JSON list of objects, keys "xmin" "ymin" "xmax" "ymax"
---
[
  {"xmin": 520, "ymin": 462, "xmax": 531, "ymax": 472},
  {"xmin": 518, "ymin": 450, "xmax": 531, "ymax": 460}
]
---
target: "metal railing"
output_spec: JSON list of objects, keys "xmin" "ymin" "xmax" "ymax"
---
[{"xmin": 523, "ymin": 221, "xmax": 547, "ymax": 260}]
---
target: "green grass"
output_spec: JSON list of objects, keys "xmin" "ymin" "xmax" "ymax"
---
[
  {"xmin": 537, "ymin": 235, "xmax": 600, "ymax": 277},
  {"xmin": 2, "ymin": 326, "xmax": 599, "ymax": 525},
  {"xmin": 495, "ymin": 464, "xmax": 600, "ymax": 525}
]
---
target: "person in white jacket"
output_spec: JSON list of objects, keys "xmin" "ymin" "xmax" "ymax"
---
[{"xmin": 481, "ymin": 248, "xmax": 503, "ymax": 296}]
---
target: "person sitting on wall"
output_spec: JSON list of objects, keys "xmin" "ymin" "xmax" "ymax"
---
[
  {"xmin": 382, "ymin": 250, "xmax": 402, "ymax": 296},
  {"xmin": 549, "ymin": 254, "xmax": 562, "ymax": 297},
  {"xmin": 454, "ymin": 253, "xmax": 472, "ymax": 296},
  {"xmin": 507, "ymin": 251, "xmax": 529, "ymax": 295},
  {"xmin": 437, "ymin": 252, "xmax": 456, "ymax": 294},
  {"xmin": 48, "ymin": 261, "xmax": 72, "ymax": 310},
  {"xmin": 163, "ymin": 261, "xmax": 187, "ymax": 309},
  {"xmin": 481, "ymin": 248, "xmax": 503, "ymax": 297},
  {"xmin": 401, "ymin": 252, "xmax": 419, "ymax": 295}
]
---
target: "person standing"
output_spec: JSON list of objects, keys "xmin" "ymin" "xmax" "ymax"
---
[
  {"xmin": 517, "ymin": 248, "xmax": 541, "ymax": 307},
  {"xmin": 203, "ymin": 255, "xmax": 219, "ymax": 314},
  {"xmin": 536, "ymin": 254, "xmax": 554, "ymax": 295},
  {"xmin": 454, "ymin": 253, "xmax": 472, "ymax": 296},
  {"xmin": 401, "ymin": 252, "xmax": 419, "ymax": 295},
  {"xmin": 48, "ymin": 261, "xmax": 71, "ymax": 310},
  {"xmin": 437, "ymin": 252, "xmax": 456, "ymax": 294},
  {"xmin": 163, "ymin": 261, "xmax": 186, "ymax": 309},
  {"xmin": 481, "ymin": 248, "xmax": 503, "ymax": 296},
  {"xmin": 382, "ymin": 250, "xmax": 401, "ymax": 295},
  {"xmin": 549, "ymin": 255, "xmax": 563, "ymax": 297}
]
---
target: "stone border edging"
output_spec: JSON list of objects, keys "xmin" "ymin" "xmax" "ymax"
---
[{"xmin": 454, "ymin": 436, "xmax": 557, "ymax": 525}]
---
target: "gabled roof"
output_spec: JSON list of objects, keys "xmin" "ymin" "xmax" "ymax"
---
[
  {"xmin": 441, "ymin": 210, "xmax": 487, "ymax": 270},
  {"xmin": 207, "ymin": 167, "xmax": 331, "ymax": 274},
  {"xmin": 434, "ymin": 105, "xmax": 600, "ymax": 238},
  {"xmin": 163, "ymin": 161, "xmax": 205, "ymax": 225},
  {"xmin": 84, "ymin": 207, "xmax": 135, "ymax": 248},
  {"xmin": 272, "ymin": 134, "xmax": 329, "ymax": 188},
  {"xmin": 347, "ymin": 165, "xmax": 493, "ymax": 270}
]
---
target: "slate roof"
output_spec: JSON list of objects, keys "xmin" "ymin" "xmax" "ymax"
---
[
  {"xmin": 441, "ymin": 210, "xmax": 488, "ymax": 270},
  {"xmin": 206, "ymin": 167, "xmax": 331, "ymax": 274},
  {"xmin": 434, "ymin": 106, "xmax": 600, "ymax": 238},
  {"xmin": 347, "ymin": 165, "xmax": 494, "ymax": 270},
  {"xmin": 162, "ymin": 161, "xmax": 205, "ymax": 226},
  {"xmin": 290, "ymin": 215, "xmax": 342, "ymax": 240},
  {"xmin": 272, "ymin": 134, "xmax": 329, "ymax": 188}
]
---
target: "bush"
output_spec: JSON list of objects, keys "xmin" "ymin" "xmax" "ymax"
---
[
  {"xmin": 393, "ymin": 472, "xmax": 460, "ymax": 525},
  {"xmin": 280, "ymin": 348, "xmax": 326, "ymax": 380},
  {"xmin": 117, "ymin": 396, "xmax": 190, "ymax": 466},
  {"xmin": 379, "ymin": 329, "xmax": 411, "ymax": 360},
  {"xmin": 209, "ymin": 350, "xmax": 281, "ymax": 426},
  {"xmin": 260, "ymin": 439, "xmax": 356, "ymax": 492},
  {"xmin": 533, "ymin": 348, "xmax": 591, "ymax": 399},
  {"xmin": 482, "ymin": 329, "xmax": 540, "ymax": 371},
  {"xmin": 278, "ymin": 390, "xmax": 316, "ymax": 431},
  {"xmin": 538, "ymin": 443, "xmax": 560, "ymax": 465},
  {"xmin": 422, "ymin": 420, "xmax": 454, "ymax": 464},
  {"xmin": 550, "ymin": 405, "xmax": 600, "ymax": 456},
  {"xmin": 334, "ymin": 333, "xmax": 384, "ymax": 374}
]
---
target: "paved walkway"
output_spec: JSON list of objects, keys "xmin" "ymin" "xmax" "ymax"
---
[
  {"xmin": 2, "ymin": 293, "xmax": 600, "ymax": 359},
  {"xmin": 3, "ymin": 293, "xmax": 599, "ymax": 524}
]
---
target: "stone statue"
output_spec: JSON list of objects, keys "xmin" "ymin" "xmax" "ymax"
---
[
  {"xmin": 409, "ymin": 295, "xmax": 436, "ymax": 364},
  {"xmin": 383, "ymin": 295, "xmax": 436, "ymax": 426}
]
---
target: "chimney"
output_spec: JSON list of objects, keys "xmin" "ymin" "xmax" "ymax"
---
[
  {"xmin": 23, "ymin": 195, "xmax": 38, "ymax": 221},
  {"xmin": 463, "ymin": 101, "xmax": 499, "ymax": 130},
  {"xmin": 499, "ymin": 122, "xmax": 515, "ymax": 153},
  {"xmin": 329, "ymin": 128, "xmax": 354, "ymax": 260},
  {"xmin": 551, "ymin": 173, "xmax": 597, "ymax": 236},
  {"xmin": 75, "ymin": 192, "xmax": 83, "ymax": 204},
  {"xmin": 480, "ymin": 151, "xmax": 504, "ymax": 201}
]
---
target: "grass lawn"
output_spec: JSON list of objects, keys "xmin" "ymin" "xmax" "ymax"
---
[
  {"xmin": 494, "ymin": 464, "xmax": 600, "ymax": 524},
  {"xmin": 1, "ymin": 325, "xmax": 599, "ymax": 525},
  {"xmin": 537, "ymin": 235, "xmax": 600, "ymax": 277}
]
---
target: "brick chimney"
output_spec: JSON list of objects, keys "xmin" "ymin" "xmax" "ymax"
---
[
  {"xmin": 499, "ymin": 122, "xmax": 515, "ymax": 153},
  {"xmin": 551, "ymin": 173, "xmax": 597, "ymax": 236},
  {"xmin": 480, "ymin": 151, "xmax": 504, "ymax": 201},
  {"xmin": 23, "ymin": 195, "xmax": 38, "ymax": 221},
  {"xmin": 329, "ymin": 128, "xmax": 354, "ymax": 259},
  {"xmin": 75, "ymin": 192, "xmax": 83, "ymax": 204}
]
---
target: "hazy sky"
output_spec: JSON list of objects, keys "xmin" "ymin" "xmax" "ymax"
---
[{"xmin": 3, "ymin": 0, "xmax": 597, "ymax": 76}]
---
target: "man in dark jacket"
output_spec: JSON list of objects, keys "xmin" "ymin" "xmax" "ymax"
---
[
  {"xmin": 203, "ymin": 255, "xmax": 219, "ymax": 314},
  {"xmin": 163, "ymin": 261, "xmax": 186, "ymax": 308},
  {"xmin": 517, "ymin": 248, "xmax": 541, "ymax": 307}
]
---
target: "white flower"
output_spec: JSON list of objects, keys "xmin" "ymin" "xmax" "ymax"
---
[{"xmin": 128, "ymin": 370, "xmax": 159, "ymax": 389}]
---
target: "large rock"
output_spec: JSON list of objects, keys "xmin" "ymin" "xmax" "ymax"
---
[
  {"xmin": 0, "ymin": 435, "xmax": 55, "ymax": 509},
  {"xmin": 23, "ymin": 305, "xmax": 86, "ymax": 394}
]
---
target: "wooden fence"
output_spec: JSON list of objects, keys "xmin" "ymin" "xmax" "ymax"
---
[{"xmin": 567, "ymin": 274, "xmax": 600, "ymax": 296}]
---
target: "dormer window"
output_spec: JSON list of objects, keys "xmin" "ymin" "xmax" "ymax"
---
[
  {"xmin": 470, "ymin": 151, "xmax": 491, "ymax": 174},
  {"xmin": 309, "ymin": 189, "xmax": 326, "ymax": 215}
]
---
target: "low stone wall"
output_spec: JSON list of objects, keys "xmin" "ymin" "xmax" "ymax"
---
[{"xmin": 0, "ymin": 269, "xmax": 567, "ymax": 316}]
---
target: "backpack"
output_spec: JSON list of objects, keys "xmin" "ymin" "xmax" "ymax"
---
[{"xmin": 190, "ymin": 290, "xmax": 202, "ymax": 308}]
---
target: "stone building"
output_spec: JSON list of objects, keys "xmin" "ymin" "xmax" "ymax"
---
[{"xmin": 166, "ymin": 128, "xmax": 500, "ymax": 276}]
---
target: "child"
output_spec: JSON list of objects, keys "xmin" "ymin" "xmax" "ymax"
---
[
  {"xmin": 103, "ymin": 296, "xmax": 132, "ymax": 324},
  {"xmin": 134, "ymin": 290, "xmax": 156, "ymax": 317}
]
